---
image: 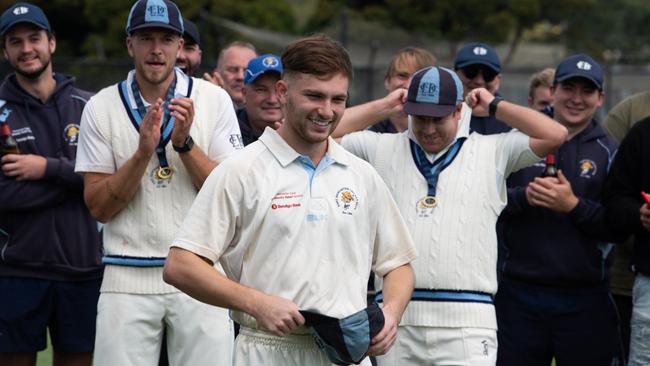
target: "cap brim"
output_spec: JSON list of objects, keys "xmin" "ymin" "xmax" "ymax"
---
[
  {"xmin": 129, "ymin": 23, "xmax": 182, "ymax": 35},
  {"xmin": 455, "ymin": 60, "xmax": 500, "ymax": 73},
  {"xmin": 555, "ymin": 74, "xmax": 602, "ymax": 90},
  {"xmin": 245, "ymin": 70, "xmax": 282, "ymax": 85},
  {"xmin": 1, "ymin": 19, "xmax": 49, "ymax": 36},
  {"xmin": 404, "ymin": 101, "xmax": 456, "ymax": 118}
]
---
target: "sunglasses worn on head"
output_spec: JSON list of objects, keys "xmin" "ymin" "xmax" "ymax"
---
[{"xmin": 461, "ymin": 65, "xmax": 498, "ymax": 82}]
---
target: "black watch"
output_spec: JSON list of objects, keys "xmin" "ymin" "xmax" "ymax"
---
[
  {"xmin": 173, "ymin": 135, "xmax": 194, "ymax": 153},
  {"xmin": 489, "ymin": 96, "xmax": 503, "ymax": 118}
]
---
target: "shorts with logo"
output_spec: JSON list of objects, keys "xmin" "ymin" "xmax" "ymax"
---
[
  {"xmin": 0, "ymin": 276, "xmax": 101, "ymax": 353},
  {"xmin": 235, "ymin": 327, "xmax": 373, "ymax": 366},
  {"xmin": 376, "ymin": 325, "xmax": 497, "ymax": 366}
]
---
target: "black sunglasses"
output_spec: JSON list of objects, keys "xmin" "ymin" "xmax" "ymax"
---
[{"xmin": 460, "ymin": 65, "xmax": 498, "ymax": 82}]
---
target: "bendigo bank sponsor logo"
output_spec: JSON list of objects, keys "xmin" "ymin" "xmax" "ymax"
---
[{"xmin": 271, "ymin": 191, "xmax": 303, "ymax": 210}]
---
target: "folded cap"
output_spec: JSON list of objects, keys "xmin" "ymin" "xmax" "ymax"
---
[
  {"xmin": 403, "ymin": 66, "xmax": 464, "ymax": 118},
  {"xmin": 182, "ymin": 18, "xmax": 200, "ymax": 46},
  {"xmin": 454, "ymin": 42, "xmax": 501, "ymax": 73},
  {"xmin": 554, "ymin": 54, "xmax": 603, "ymax": 90},
  {"xmin": 126, "ymin": 0, "xmax": 183, "ymax": 36},
  {"xmin": 244, "ymin": 54, "xmax": 283, "ymax": 85},
  {"xmin": 0, "ymin": 2, "xmax": 50, "ymax": 36},
  {"xmin": 300, "ymin": 302, "xmax": 385, "ymax": 365}
]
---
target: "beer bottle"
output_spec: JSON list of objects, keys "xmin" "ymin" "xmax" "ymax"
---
[
  {"xmin": 540, "ymin": 154, "xmax": 557, "ymax": 178},
  {"xmin": 0, "ymin": 122, "xmax": 19, "ymax": 156}
]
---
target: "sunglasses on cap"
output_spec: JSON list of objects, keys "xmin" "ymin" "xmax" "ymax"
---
[{"xmin": 460, "ymin": 65, "xmax": 498, "ymax": 83}]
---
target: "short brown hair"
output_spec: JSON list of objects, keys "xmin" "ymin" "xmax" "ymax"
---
[
  {"xmin": 384, "ymin": 47, "xmax": 437, "ymax": 80},
  {"xmin": 281, "ymin": 34, "xmax": 353, "ymax": 81},
  {"xmin": 528, "ymin": 68, "xmax": 555, "ymax": 99}
]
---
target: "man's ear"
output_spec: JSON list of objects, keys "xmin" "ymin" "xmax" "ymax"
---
[
  {"xmin": 126, "ymin": 37, "xmax": 134, "ymax": 58},
  {"xmin": 276, "ymin": 79, "xmax": 288, "ymax": 104}
]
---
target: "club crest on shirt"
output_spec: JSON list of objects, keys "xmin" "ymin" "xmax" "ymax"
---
[
  {"xmin": 335, "ymin": 188, "xmax": 358, "ymax": 215},
  {"xmin": 63, "ymin": 123, "xmax": 80, "ymax": 146},
  {"xmin": 579, "ymin": 159, "xmax": 596, "ymax": 178}
]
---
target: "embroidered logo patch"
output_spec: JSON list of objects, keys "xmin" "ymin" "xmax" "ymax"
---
[
  {"xmin": 229, "ymin": 134, "xmax": 244, "ymax": 149},
  {"xmin": 0, "ymin": 108, "xmax": 12, "ymax": 122},
  {"xmin": 335, "ymin": 188, "xmax": 358, "ymax": 215},
  {"xmin": 579, "ymin": 159, "xmax": 597, "ymax": 178},
  {"xmin": 63, "ymin": 123, "xmax": 80, "ymax": 146}
]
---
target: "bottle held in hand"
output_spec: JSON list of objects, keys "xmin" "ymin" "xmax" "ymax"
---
[
  {"xmin": 540, "ymin": 154, "xmax": 557, "ymax": 178},
  {"xmin": 0, "ymin": 122, "xmax": 19, "ymax": 156}
]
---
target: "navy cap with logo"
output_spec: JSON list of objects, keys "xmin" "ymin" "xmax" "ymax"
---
[
  {"xmin": 454, "ymin": 42, "xmax": 501, "ymax": 73},
  {"xmin": 403, "ymin": 66, "xmax": 464, "ymax": 118},
  {"xmin": 126, "ymin": 0, "xmax": 184, "ymax": 36},
  {"xmin": 244, "ymin": 54, "xmax": 283, "ymax": 85},
  {"xmin": 182, "ymin": 18, "xmax": 200, "ymax": 47},
  {"xmin": 0, "ymin": 2, "xmax": 51, "ymax": 36},
  {"xmin": 300, "ymin": 303, "xmax": 385, "ymax": 365},
  {"xmin": 554, "ymin": 54, "xmax": 604, "ymax": 90}
]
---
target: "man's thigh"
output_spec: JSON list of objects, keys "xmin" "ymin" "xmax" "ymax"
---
[
  {"xmin": 377, "ymin": 325, "xmax": 497, "ymax": 366},
  {"xmin": 165, "ymin": 292, "xmax": 234, "ymax": 366},
  {"xmin": 495, "ymin": 281, "xmax": 553, "ymax": 366},
  {"xmin": 629, "ymin": 274, "xmax": 650, "ymax": 366},
  {"xmin": 93, "ymin": 293, "xmax": 166, "ymax": 366},
  {"xmin": 0, "ymin": 277, "xmax": 51, "ymax": 352},
  {"xmin": 50, "ymin": 278, "xmax": 101, "ymax": 353},
  {"xmin": 234, "ymin": 327, "xmax": 372, "ymax": 366}
]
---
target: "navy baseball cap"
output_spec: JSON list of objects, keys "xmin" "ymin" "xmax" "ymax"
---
[
  {"xmin": 300, "ymin": 303, "xmax": 385, "ymax": 365},
  {"xmin": 403, "ymin": 66, "xmax": 464, "ymax": 118},
  {"xmin": 182, "ymin": 18, "xmax": 200, "ymax": 46},
  {"xmin": 244, "ymin": 54, "xmax": 283, "ymax": 85},
  {"xmin": 0, "ymin": 2, "xmax": 51, "ymax": 36},
  {"xmin": 454, "ymin": 42, "xmax": 501, "ymax": 73},
  {"xmin": 126, "ymin": 0, "xmax": 184, "ymax": 36},
  {"xmin": 554, "ymin": 54, "xmax": 604, "ymax": 90}
]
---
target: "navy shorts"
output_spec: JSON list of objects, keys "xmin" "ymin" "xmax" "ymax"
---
[
  {"xmin": 495, "ymin": 278, "xmax": 623, "ymax": 366},
  {"xmin": 0, "ymin": 277, "xmax": 101, "ymax": 353}
]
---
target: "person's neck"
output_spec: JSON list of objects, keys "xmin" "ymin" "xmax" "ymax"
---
[
  {"xmin": 15, "ymin": 68, "xmax": 56, "ymax": 103},
  {"xmin": 564, "ymin": 119, "xmax": 592, "ymax": 140},
  {"xmin": 389, "ymin": 113, "xmax": 409, "ymax": 132},
  {"xmin": 134, "ymin": 71, "xmax": 174, "ymax": 104},
  {"xmin": 277, "ymin": 124, "xmax": 328, "ymax": 166}
]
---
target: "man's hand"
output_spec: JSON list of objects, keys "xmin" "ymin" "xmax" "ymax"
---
[
  {"xmin": 169, "ymin": 97, "xmax": 194, "ymax": 146},
  {"xmin": 368, "ymin": 304, "xmax": 399, "ymax": 356},
  {"xmin": 1, "ymin": 154, "xmax": 47, "ymax": 181},
  {"xmin": 640, "ymin": 204, "xmax": 650, "ymax": 231},
  {"xmin": 137, "ymin": 99, "xmax": 163, "ymax": 158},
  {"xmin": 203, "ymin": 71, "xmax": 224, "ymax": 88},
  {"xmin": 525, "ymin": 170, "xmax": 579, "ymax": 213},
  {"xmin": 383, "ymin": 87, "xmax": 408, "ymax": 118},
  {"xmin": 464, "ymin": 87, "xmax": 495, "ymax": 117},
  {"xmin": 250, "ymin": 293, "xmax": 305, "ymax": 336}
]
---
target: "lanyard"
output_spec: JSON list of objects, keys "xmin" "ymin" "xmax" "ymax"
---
[
  {"xmin": 130, "ymin": 76, "xmax": 177, "ymax": 171},
  {"xmin": 409, "ymin": 137, "xmax": 466, "ymax": 197}
]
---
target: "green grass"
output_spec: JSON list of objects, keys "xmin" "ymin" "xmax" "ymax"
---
[{"xmin": 36, "ymin": 335, "xmax": 52, "ymax": 366}]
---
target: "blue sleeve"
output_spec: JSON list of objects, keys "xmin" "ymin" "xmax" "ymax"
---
[
  {"xmin": 502, "ymin": 186, "xmax": 530, "ymax": 216},
  {"xmin": 0, "ymin": 173, "xmax": 69, "ymax": 212},
  {"xmin": 568, "ymin": 198, "xmax": 625, "ymax": 242},
  {"xmin": 43, "ymin": 157, "xmax": 84, "ymax": 191}
]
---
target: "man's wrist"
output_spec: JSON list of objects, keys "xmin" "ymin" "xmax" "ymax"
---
[
  {"xmin": 489, "ymin": 96, "xmax": 503, "ymax": 118},
  {"xmin": 173, "ymin": 135, "xmax": 194, "ymax": 153}
]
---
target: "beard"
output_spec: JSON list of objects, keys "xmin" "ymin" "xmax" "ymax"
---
[{"xmin": 13, "ymin": 56, "xmax": 51, "ymax": 80}]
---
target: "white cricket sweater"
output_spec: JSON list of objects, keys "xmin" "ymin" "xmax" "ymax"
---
[
  {"xmin": 342, "ymin": 104, "xmax": 539, "ymax": 329},
  {"xmin": 76, "ymin": 70, "xmax": 242, "ymax": 294}
]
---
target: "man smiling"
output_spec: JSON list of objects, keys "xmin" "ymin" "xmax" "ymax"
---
[
  {"xmin": 75, "ymin": 1, "xmax": 241, "ymax": 365},
  {"xmin": 334, "ymin": 66, "xmax": 566, "ymax": 365},
  {"xmin": 164, "ymin": 35, "xmax": 417, "ymax": 366}
]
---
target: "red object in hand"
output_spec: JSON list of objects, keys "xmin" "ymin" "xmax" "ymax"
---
[{"xmin": 641, "ymin": 191, "xmax": 650, "ymax": 206}]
